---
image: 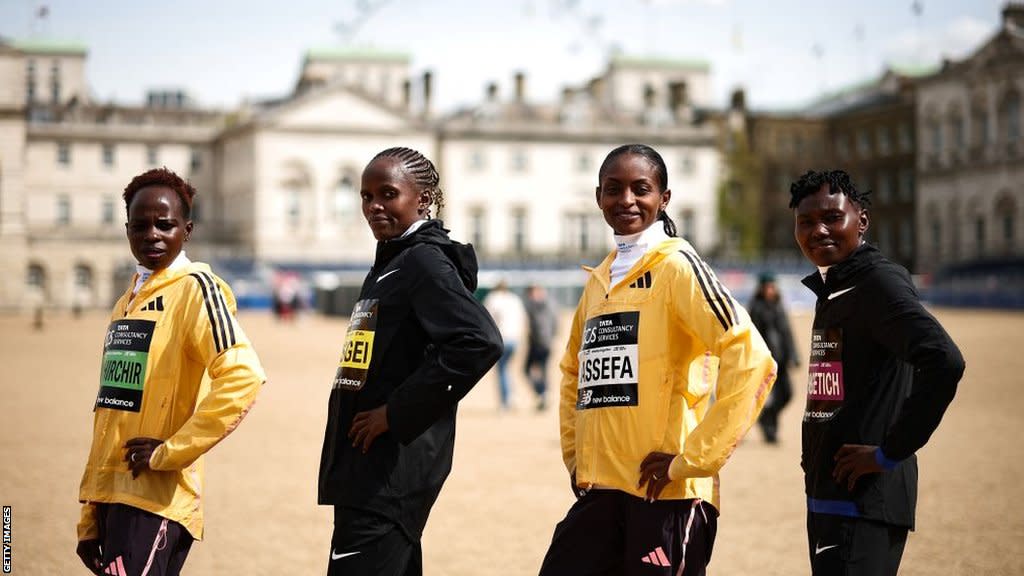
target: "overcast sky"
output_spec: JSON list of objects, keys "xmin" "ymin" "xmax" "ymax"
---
[{"xmin": 0, "ymin": 0, "xmax": 1006, "ymax": 113}]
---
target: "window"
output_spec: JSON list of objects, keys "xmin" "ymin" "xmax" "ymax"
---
[
  {"xmin": 856, "ymin": 129, "xmax": 871, "ymax": 158},
  {"xmin": 876, "ymin": 172, "xmax": 892, "ymax": 204},
  {"xmin": 26, "ymin": 60, "xmax": 35, "ymax": 103},
  {"xmin": 679, "ymin": 151, "xmax": 695, "ymax": 176},
  {"xmin": 974, "ymin": 108, "xmax": 990, "ymax": 146},
  {"xmin": 951, "ymin": 114, "xmax": 965, "ymax": 152},
  {"xmin": 190, "ymin": 147, "xmax": 202, "ymax": 171},
  {"xmin": 509, "ymin": 148, "xmax": 528, "ymax": 173},
  {"xmin": 930, "ymin": 120, "xmax": 942, "ymax": 155},
  {"xmin": 469, "ymin": 208, "xmax": 485, "ymax": 250},
  {"xmin": 26, "ymin": 264, "xmax": 45, "ymax": 290},
  {"xmin": 899, "ymin": 218, "xmax": 913, "ymax": 257},
  {"xmin": 56, "ymin": 195, "xmax": 70, "ymax": 226},
  {"xmin": 74, "ymin": 264, "xmax": 93, "ymax": 289},
  {"xmin": 50, "ymin": 60, "xmax": 60, "ymax": 104},
  {"xmin": 930, "ymin": 221, "xmax": 941, "ymax": 255},
  {"xmin": 835, "ymin": 134, "xmax": 849, "ymax": 160},
  {"xmin": 876, "ymin": 126, "xmax": 891, "ymax": 156},
  {"xmin": 950, "ymin": 202, "xmax": 961, "ymax": 259},
  {"xmin": 285, "ymin": 187, "xmax": 301, "ymax": 228},
  {"xmin": 468, "ymin": 149, "xmax": 486, "ymax": 172},
  {"xmin": 681, "ymin": 209, "xmax": 695, "ymax": 241},
  {"xmin": 102, "ymin": 143, "xmax": 115, "ymax": 167},
  {"xmin": 975, "ymin": 216, "xmax": 986, "ymax": 254},
  {"xmin": 147, "ymin": 145, "xmax": 159, "ymax": 165},
  {"xmin": 576, "ymin": 151, "xmax": 591, "ymax": 173},
  {"xmin": 1006, "ymin": 93, "xmax": 1021, "ymax": 143},
  {"xmin": 511, "ymin": 208, "xmax": 527, "ymax": 253},
  {"xmin": 898, "ymin": 169, "xmax": 914, "ymax": 203},
  {"xmin": 57, "ymin": 142, "xmax": 71, "ymax": 166},
  {"xmin": 1003, "ymin": 212, "xmax": 1015, "ymax": 246},
  {"xmin": 332, "ymin": 175, "xmax": 357, "ymax": 221},
  {"xmin": 898, "ymin": 122, "xmax": 913, "ymax": 153},
  {"xmin": 102, "ymin": 197, "xmax": 115, "ymax": 224}
]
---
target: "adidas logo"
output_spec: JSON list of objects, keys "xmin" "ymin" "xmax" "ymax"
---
[
  {"xmin": 104, "ymin": 555, "xmax": 128, "ymax": 575},
  {"xmin": 641, "ymin": 546, "xmax": 671, "ymax": 567},
  {"xmin": 142, "ymin": 296, "xmax": 165, "ymax": 312},
  {"xmin": 628, "ymin": 271, "xmax": 652, "ymax": 289}
]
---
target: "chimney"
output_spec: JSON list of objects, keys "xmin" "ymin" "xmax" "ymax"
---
[
  {"xmin": 1004, "ymin": 2, "xmax": 1024, "ymax": 30},
  {"xmin": 669, "ymin": 81, "xmax": 693, "ymax": 124},
  {"xmin": 422, "ymin": 71, "xmax": 433, "ymax": 118},
  {"xmin": 486, "ymin": 82, "xmax": 499, "ymax": 102},
  {"xmin": 402, "ymin": 79, "xmax": 411, "ymax": 110},
  {"xmin": 514, "ymin": 71, "xmax": 525, "ymax": 104}
]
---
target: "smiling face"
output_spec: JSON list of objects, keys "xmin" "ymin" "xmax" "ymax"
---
[
  {"xmin": 794, "ymin": 184, "xmax": 868, "ymax": 267},
  {"xmin": 360, "ymin": 157, "xmax": 430, "ymax": 241},
  {"xmin": 596, "ymin": 152, "xmax": 670, "ymax": 236},
  {"xmin": 126, "ymin": 185, "xmax": 192, "ymax": 270}
]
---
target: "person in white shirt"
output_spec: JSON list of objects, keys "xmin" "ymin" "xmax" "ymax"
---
[{"xmin": 483, "ymin": 280, "xmax": 526, "ymax": 410}]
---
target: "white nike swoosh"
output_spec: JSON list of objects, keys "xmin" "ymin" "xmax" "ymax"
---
[
  {"xmin": 376, "ymin": 269, "xmax": 400, "ymax": 282},
  {"xmin": 331, "ymin": 550, "xmax": 361, "ymax": 561},
  {"xmin": 827, "ymin": 286, "xmax": 856, "ymax": 300},
  {"xmin": 815, "ymin": 544, "xmax": 839, "ymax": 555}
]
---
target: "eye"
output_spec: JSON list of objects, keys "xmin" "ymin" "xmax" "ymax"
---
[{"xmin": 360, "ymin": 191, "xmax": 372, "ymax": 201}]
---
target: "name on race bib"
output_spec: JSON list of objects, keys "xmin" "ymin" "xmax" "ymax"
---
[
  {"xmin": 804, "ymin": 327, "xmax": 844, "ymax": 422},
  {"xmin": 95, "ymin": 319, "xmax": 156, "ymax": 412},
  {"xmin": 577, "ymin": 311, "xmax": 639, "ymax": 409},
  {"xmin": 333, "ymin": 299, "xmax": 378, "ymax": 392}
]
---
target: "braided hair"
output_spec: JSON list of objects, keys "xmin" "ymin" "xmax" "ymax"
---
[
  {"xmin": 371, "ymin": 147, "xmax": 445, "ymax": 217},
  {"xmin": 597, "ymin": 144, "xmax": 678, "ymax": 237},
  {"xmin": 789, "ymin": 169, "xmax": 872, "ymax": 209}
]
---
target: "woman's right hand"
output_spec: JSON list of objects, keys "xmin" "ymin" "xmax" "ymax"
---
[{"xmin": 76, "ymin": 539, "xmax": 104, "ymax": 575}]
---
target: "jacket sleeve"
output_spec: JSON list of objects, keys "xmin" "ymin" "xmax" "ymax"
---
[
  {"xmin": 558, "ymin": 297, "xmax": 586, "ymax": 475},
  {"xmin": 667, "ymin": 253, "xmax": 777, "ymax": 480},
  {"xmin": 77, "ymin": 503, "xmax": 99, "ymax": 541},
  {"xmin": 386, "ymin": 247, "xmax": 503, "ymax": 444},
  {"xmin": 866, "ymin": 270, "xmax": 964, "ymax": 462},
  {"xmin": 148, "ymin": 274, "xmax": 266, "ymax": 471}
]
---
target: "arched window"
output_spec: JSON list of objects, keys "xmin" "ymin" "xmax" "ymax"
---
[
  {"xmin": 995, "ymin": 193, "xmax": 1017, "ymax": 253},
  {"xmin": 74, "ymin": 264, "xmax": 93, "ymax": 289},
  {"xmin": 1004, "ymin": 91, "xmax": 1021, "ymax": 144},
  {"xmin": 279, "ymin": 160, "xmax": 313, "ymax": 232},
  {"xmin": 331, "ymin": 171, "xmax": 359, "ymax": 222},
  {"xmin": 27, "ymin": 263, "xmax": 46, "ymax": 289}
]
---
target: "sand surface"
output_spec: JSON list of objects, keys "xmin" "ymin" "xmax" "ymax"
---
[{"xmin": 1, "ymin": 307, "xmax": 1021, "ymax": 575}]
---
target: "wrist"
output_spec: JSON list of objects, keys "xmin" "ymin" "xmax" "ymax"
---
[{"xmin": 874, "ymin": 447, "xmax": 899, "ymax": 471}]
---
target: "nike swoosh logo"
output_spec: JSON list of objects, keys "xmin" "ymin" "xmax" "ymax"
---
[
  {"xmin": 376, "ymin": 269, "xmax": 400, "ymax": 282},
  {"xmin": 815, "ymin": 543, "xmax": 839, "ymax": 555},
  {"xmin": 827, "ymin": 286, "xmax": 856, "ymax": 300},
  {"xmin": 331, "ymin": 550, "xmax": 361, "ymax": 561}
]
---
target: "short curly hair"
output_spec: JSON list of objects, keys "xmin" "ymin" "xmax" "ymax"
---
[
  {"xmin": 123, "ymin": 167, "xmax": 197, "ymax": 219},
  {"xmin": 789, "ymin": 169, "xmax": 871, "ymax": 209}
]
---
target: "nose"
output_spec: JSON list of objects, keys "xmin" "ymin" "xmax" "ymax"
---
[
  {"xmin": 619, "ymin": 188, "xmax": 637, "ymax": 206},
  {"xmin": 811, "ymin": 221, "xmax": 830, "ymax": 239}
]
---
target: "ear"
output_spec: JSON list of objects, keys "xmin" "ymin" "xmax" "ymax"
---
[
  {"xmin": 418, "ymin": 190, "xmax": 431, "ymax": 215},
  {"xmin": 660, "ymin": 188, "xmax": 672, "ymax": 211},
  {"xmin": 594, "ymin": 185, "xmax": 601, "ymax": 207},
  {"xmin": 184, "ymin": 220, "xmax": 194, "ymax": 242},
  {"xmin": 857, "ymin": 208, "xmax": 869, "ymax": 237}
]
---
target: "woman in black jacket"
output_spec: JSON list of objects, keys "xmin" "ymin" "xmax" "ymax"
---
[
  {"xmin": 748, "ymin": 272, "xmax": 798, "ymax": 444},
  {"xmin": 318, "ymin": 147, "xmax": 502, "ymax": 576}
]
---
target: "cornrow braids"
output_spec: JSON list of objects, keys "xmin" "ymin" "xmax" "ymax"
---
[
  {"xmin": 598, "ymin": 144, "xmax": 678, "ymax": 237},
  {"xmin": 123, "ymin": 167, "xmax": 196, "ymax": 218},
  {"xmin": 789, "ymin": 169, "xmax": 872, "ymax": 209},
  {"xmin": 372, "ymin": 147, "xmax": 445, "ymax": 217}
]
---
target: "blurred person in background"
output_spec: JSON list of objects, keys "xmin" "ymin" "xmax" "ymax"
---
[
  {"xmin": 539, "ymin": 144, "xmax": 776, "ymax": 576},
  {"xmin": 483, "ymin": 279, "xmax": 526, "ymax": 411},
  {"xmin": 524, "ymin": 283, "xmax": 557, "ymax": 411},
  {"xmin": 77, "ymin": 168, "xmax": 266, "ymax": 576},
  {"xmin": 791, "ymin": 170, "xmax": 964, "ymax": 576},
  {"xmin": 318, "ymin": 147, "xmax": 501, "ymax": 576},
  {"xmin": 748, "ymin": 272, "xmax": 799, "ymax": 444}
]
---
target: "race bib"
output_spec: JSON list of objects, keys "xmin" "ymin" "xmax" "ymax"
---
[
  {"xmin": 577, "ymin": 311, "xmax": 639, "ymax": 409},
  {"xmin": 95, "ymin": 319, "xmax": 155, "ymax": 412},
  {"xmin": 804, "ymin": 328, "xmax": 844, "ymax": 422},
  {"xmin": 333, "ymin": 299, "xmax": 378, "ymax": 391}
]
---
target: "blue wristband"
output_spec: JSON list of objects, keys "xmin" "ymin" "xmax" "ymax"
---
[{"xmin": 874, "ymin": 448, "xmax": 899, "ymax": 471}]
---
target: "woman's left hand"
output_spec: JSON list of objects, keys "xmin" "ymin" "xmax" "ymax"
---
[
  {"xmin": 639, "ymin": 451, "xmax": 675, "ymax": 502},
  {"xmin": 349, "ymin": 405, "xmax": 389, "ymax": 454},
  {"xmin": 124, "ymin": 437, "xmax": 162, "ymax": 478}
]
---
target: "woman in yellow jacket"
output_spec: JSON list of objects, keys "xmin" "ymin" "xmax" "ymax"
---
[
  {"xmin": 538, "ymin": 144, "xmax": 777, "ymax": 576},
  {"xmin": 76, "ymin": 168, "xmax": 265, "ymax": 576}
]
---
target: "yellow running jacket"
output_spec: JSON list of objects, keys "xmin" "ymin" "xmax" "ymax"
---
[
  {"xmin": 78, "ymin": 262, "xmax": 265, "ymax": 541},
  {"xmin": 560, "ymin": 237, "xmax": 776, "ymax": 511}
]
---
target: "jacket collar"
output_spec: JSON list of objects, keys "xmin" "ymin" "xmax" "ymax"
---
[
  {"xmin": 801, "ymin": 243, "xmax": 882, "ymax": 298},
  {"xmin": 588, "ymin": 236, "xmax": 688, "ymax": 294}
]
